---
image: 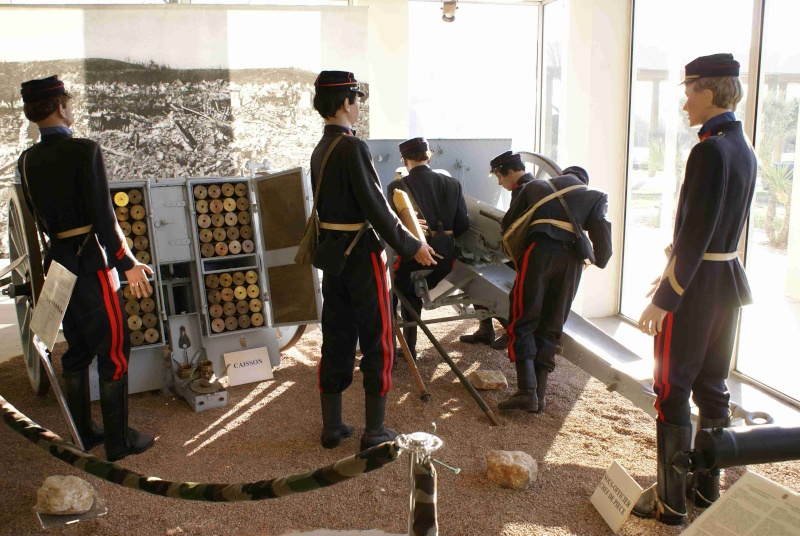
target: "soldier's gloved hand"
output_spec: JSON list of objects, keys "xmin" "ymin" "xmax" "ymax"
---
[
  {"xmin": 418, "ymin": 218, "xmax": 428, "ymax": 232},
  {"xmin": 414, "ymin": 244, "xmax": 438, "ymax": 267},
  {"xmin": 645, "ymin": 275, "xmax": 662, "ymax": 298},
  {"xmin": 638, "ymin": 302, "xmax": 667, "ymax": 336},
  {"xmin": 125, "ymin": 263, "xmax": 154, "ymax": 299}
]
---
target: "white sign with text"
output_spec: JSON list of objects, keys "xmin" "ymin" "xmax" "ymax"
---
[
  {"xmin": 223, "ymin": 347, "xmax": 272, "ymax": 387},
  {"xmin": 591, "ymin": 461, "xmax": 642, "ymax": 533}
]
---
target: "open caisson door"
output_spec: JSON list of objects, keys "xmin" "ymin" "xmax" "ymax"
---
[{"xmin": 252, "ymin": 167, "xmax": 321, "ymax": 346}]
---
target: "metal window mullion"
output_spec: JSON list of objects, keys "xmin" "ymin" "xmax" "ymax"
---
[{"xmin": 534, "ymin": 1, "xmax": 546, "ymax": 153}]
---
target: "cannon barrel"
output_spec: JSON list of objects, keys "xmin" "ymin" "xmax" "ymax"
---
[{"xmin": 689, "ymin": 425, "xmax": 800, "ymax": 471}]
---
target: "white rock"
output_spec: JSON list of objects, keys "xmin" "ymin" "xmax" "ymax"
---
[
  {"xmin": 468, "ymin": 370, "xmax": 508, "ymax": 390},
  {"xmin": 34, "ymin": 475, "xmax": 94, "ymax": 515},
  {"xmin": 486, "ymin": 450, "xmax": 538, "ymax": 491}
]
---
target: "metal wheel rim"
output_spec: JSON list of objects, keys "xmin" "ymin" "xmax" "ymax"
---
[
  {"xmin": 275, "ymin": 325, "xmax": 306, "ymax": 352},
  {"xmin": 518, "ymin": 151, "xmax": 563, "ymax": 180},
  {"xmin": 8, "ymin": 184, "xmax": 48, "ymax": 395}
]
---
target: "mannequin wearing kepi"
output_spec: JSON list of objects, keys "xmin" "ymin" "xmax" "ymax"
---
[
  {"xmin": 17, "ymin": 75, "xmax": 154, "ymax": 462},
  {"xmin": 634, "ymin": 54, "xmax": 757, "ymax": 525},
  {"xmin": 387, "ymin": 137, "xmax": 469, "ymax": 360},
  {"xmin": 493, "ymin": 152, "xmax": 612, "ymax": 415},
  {"xmin": 310, "ymin": 71, "xmax": 436, "ymax": 450}
]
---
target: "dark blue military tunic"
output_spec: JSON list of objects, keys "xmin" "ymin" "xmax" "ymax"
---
[
  {"xmin": 650, "ymin": 119, "xmax": 756, "ymax": 425},
  {"xmin": 310, "ymin": 125, "xmax": 422, "ymax": 396},
  {"xmin": 501, "ymin": 172, "xmax": 612, "ymax": 370}
]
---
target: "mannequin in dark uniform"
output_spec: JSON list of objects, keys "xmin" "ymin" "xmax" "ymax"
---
[
  {"xmin": 459, "ymin": 152, "xmax": 535, "ymax": 349},
  {"xmin": 18, "ymin": 76, "xmax": 154, "ymax": 461},
  {"xmin": 493, "ymin": 152, "xmax": 612, "ymax": 414},
  {"xmin": 634, "ymin": 54, "xmax": 756, "ymax": 525},
  {"xmin": 387, "ymin": 137, "xmax": 469, "ymax": 359},
  {"xmin": 310, "ymin": 71, "xmax": 436, "ymax": 450}
]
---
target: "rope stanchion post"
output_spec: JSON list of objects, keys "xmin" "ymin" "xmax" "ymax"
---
[{"xmin": 396, "ymin": 432, "xmax": 442, "ymax": 536}]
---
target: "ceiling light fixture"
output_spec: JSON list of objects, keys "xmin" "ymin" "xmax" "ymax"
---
[{"xmin": 442, "ymin": 0, "xmax": 458, "ymax": 23}]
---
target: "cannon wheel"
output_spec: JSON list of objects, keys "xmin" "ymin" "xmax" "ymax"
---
[
  {"xmin": 519, "ymin": 151, "xmax": 563, "ymax": 180},
  {"xmin": 275, "ymin": 325, "xmax": 306, "ymax": 352},
  {"xmin": 7, "ymin": 184, "xmax": 48, "ymax": 395}
]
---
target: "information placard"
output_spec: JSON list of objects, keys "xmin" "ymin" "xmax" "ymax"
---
[
  {"xmin": 30, "ymin": 261, "xmax": 77, "ymax": 352},
  {"xmin": 223, "ymin": 347, "xmax": 273, "ymax": 387},
  {"xmin": 591, "ymin": 461, "xmax": 642, "ymax": 533}
]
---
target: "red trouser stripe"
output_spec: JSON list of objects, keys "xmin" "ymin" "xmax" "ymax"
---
[
  {"xmin": 506, "ymin": 243, "xmax": 535, "ymax": 363},
  {"xmin": 654, "ymin": 312, "xmax": 674, "ymax": 421},
  {"xmin": 97, "ymin": 269, "xmax": 126, "ymax": 380},
  {"xmin": 371, "ymin": 252, "xmax": 393, "ymax": 396}
]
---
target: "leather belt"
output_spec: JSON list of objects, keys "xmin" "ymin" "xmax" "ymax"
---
[
  {"xmin": 56, "ymin": 224, "xmax": 93, "ymax": 239},
  {"xmin": 702, "ymin": 251, "xmax": 739, "ymax": 261},
  {"xmin": 320, "ymin": 222, "xmax": 369, "ymax": 232}
]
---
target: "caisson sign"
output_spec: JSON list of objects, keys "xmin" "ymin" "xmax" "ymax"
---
[{"xmin": 224, "ymin": 348, "xmax": 273, "ymax": 386}]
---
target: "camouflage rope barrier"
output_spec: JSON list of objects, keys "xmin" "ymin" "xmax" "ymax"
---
[{"xmin": 0, "ymin": 394, "xmax": 398, "ymax": 501}]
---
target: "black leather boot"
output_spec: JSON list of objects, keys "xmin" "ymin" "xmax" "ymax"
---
[
  {"xmin": 690, "ymin": 415, "xmax": 730, "ymax": 508},
  {"xmin": 459, "ymin": 318, "xmax": 495, "ymax": 345},
  {"xmin": 100, "ymin": 375, "xmax": 154, "ymax": 462},
  {"xmin": 490, "ymin": 332, "xmax": 508, "ymax": 350},
  {"xmin": 633, "ymin": 420, "xmax": 691, "ymax": 526},
  {"xmin": 63, "ymin": 369, "xmax": 104, "ymax": 450},
  {"xmin": 320, "ymin": 392, "xmax": 354, "ymax": 449},
  {"xmin": 498, "ymin": 360, "xmax": 538, "ymax": 412},
  {"xmin": 532, "ymin": 365, "xmax": 549, "ymax": 414},
  {"xmin": 360, "ymin": 394, "xmax": 398, "ymax": 450}
]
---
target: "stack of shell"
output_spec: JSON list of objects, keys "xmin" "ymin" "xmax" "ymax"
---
[
  {"xmin": 204, "ymin": 270, "xmax": 263, "ymax": 333},
  {"xmin": 193, "ymin": 182, "xmax": 254, "ymax": 258}
]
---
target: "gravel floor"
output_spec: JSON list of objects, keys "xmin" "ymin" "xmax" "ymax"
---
[{"xmin": 1, "ymin": 314, "xmax": 798, "ymax": 536}]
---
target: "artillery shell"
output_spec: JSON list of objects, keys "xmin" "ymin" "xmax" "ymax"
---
[
  {"xmin": 120, "ymin": 221, "xmax": 132, "ymax": 236},
  {"xmin": 236, "ymin": 300, "xmax": 250, "ymax": 315},
  {"xmin": 209, "ymin": 304, "xmax": 223, "ymax": 318},
  {"xmin": 205, "ymin": 274, "xmax": 219, "ymax": 288},
  {"xmin": 199, "ymin": 229, "xmax": 213, "ymax": 243},
  {"xmin": 132, "ymin": 221, "xmax": 147, "ymax": 236},
  {"xmin": 123, "ymin": 285, "xmax": 136, "ymax": 300},
  {"xmin": 201, "ymin": 243, "xmax": 215, "ymax": 257},
  {"xmin": 134, "ymin": 235, "xmax": 149, "ymax": 251},
  {"xmin": 142, "ymin": 312, "xmax": 157, "ymax": 328},
  {"xmin": 219, "ymin": 273, "xmax": 233, "ymax": 287},
  {"xmin": 236, "ymin": 197, "xmax": 250, "ymax": 211},
  {"xmin": 245, "ymin": 270, "xmax": 259, "ymax": 284},
  {"xmin": 240, "ymin": 225, "xmax": 253, "ymax": 239},
  {"xmin": 211, "ymin": 214, "xmax": 225, "ymax": 228},
  {"xmin": 220, "ymin": 288, "xmax": 235, "ymax": 302},
  {"xmin": 221, "ymin": 182, "xmax": 235, "ymax": 197},
  {"xmin": 238, "ymin": 211, "xmax": 251, "ymax": 225},
  {"xmin": 223, "ymin": 198, "xmax": 237, "ymax": 212},
  {"xmin": 207, "ymin": 289, "xmax": 221, "ymax": 304},
  {"xmin": 197, "ymin": 214, "xmax": 211, "ymax": 228},
  {"xmin": 225, "ymin": 316, "xmax": 238, "ymax": 331},
  {"xmin": 238, "ymin": 315, "xmax": 251, "ymax": 329},
  {"xmin": 193, "ymin": 185, "xmax": 208, "ymax": 199},
  {"xmin": 226, "ymin": 226, "xmax": 240, "ymax": 240},
  {"xmin": 114, "ymin": 191, "xmax": 129, "ymax": 207},
  {"xmin": 212, "ymin": 228, "xmax": 227, "ymax": 242},
  {"xmin": 232, "ymin": 271, "xmax": 246, "ymax": 286},
  {"xmin": 209, "ymin": 199, "xmax": 224, "ymax": 214},
  {"xmin": 234, "ymin": 183, "xmax": 248, "ymax": 197},
  {"xmin": 126, "ymin": 237, "xmax": 134, "ymax": 249},
  {"xmin": 251, "ymin": 312, "xmax": 264, "ymax": 327},
  {"xmin": 207, "ymin": 184, "xmax": 221, "ymax": 199},
  {"xmin": 140, "ymin": 297, "xmax": 155, "ymax": 313},
  {"xmin": 128, "ymin": 315, "xmax": 142, "ymax": 331},
  {"xmin": 234, "ymin": 285, "xmax": 247, "ymax": 300},
  {"xmin": 125, "ymin": 300, "xmax": 141, "ymax": 316},
  {"xmin": 128, "ymin": 189, "xmax": 143, "ymax": 205},
  {"xmin": 223, "ymin": 301, "xmax": 237, "ymax": 317},
  {"xmin": 211, "ymin": 318, "xmax": 225, "ymax": 333},
  {"xmin": 249, "ymin": 298, "xmax": 262, "ymax": 313},
  {"xmin": 247, "ymin": 284, "xmax": 260, "ymax": 299},
  {"xmin": 196, "ymin": 200, "xmax": 209, "ymax": 214},
  {"xmin": 131, "ymin": 330, "xmax": 145, "ymax": 346},
  {"xmin": 115, "ymin": 206, "xmax": 129, "ymax": 221},
  {"xmin": 228, "ymin": 240, "xmax": 241, "ymax": 255},
  {"xmin": 135, "ymin": 250, "xmax": 151, "ymax": 264},
  {"xmin": 129, "ymin": 204, "xmax": 145, "ymax": 220},
  {"xmin": 241, "ymin": 240, "xmax": 255, "ymax": 253},
  {"xmin": 144, "ymin": 328, "xmax": 159, "ymax": 344},
  {"xmin": 215, "ymin": 242, "xmax": 229, "ymax": 256},
  {"xmin": 224, "ymin": 212, "xmax": 238, "ymax": 226}
]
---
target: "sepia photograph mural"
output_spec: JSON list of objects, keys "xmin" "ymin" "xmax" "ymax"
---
[{"xmin": 0, "ymin": 5, "xmax": 369, "ymax": 256}]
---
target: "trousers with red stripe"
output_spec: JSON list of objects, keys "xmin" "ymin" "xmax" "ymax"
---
[
  {"xmin": 506, "ymin": 240, "xmax": 582, "ymax": 369},
  {"xmin": 319, "ymin": 238, "xmax": 394, "ymax": 397},
  {"xmin": 653, "ymin": 289, "xmax": 739, "ymax": 426},
  {"xmin": 61, "ymin": 267, "xmax": 130, "ymax": 382}
]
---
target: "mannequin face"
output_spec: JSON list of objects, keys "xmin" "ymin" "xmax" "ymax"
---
[
  {"xmin": 683, "ymin": 84, "xmax": 715, "ymax": 127},
  {"xmin": 495, "ymin": 171, "xmax": 518, "ymax": 191},
  {"xmin": 343, "ymin": 94, "xmax": 361, "ymax": 125},
  {"xmin": 60, "ymin": 99, "xmax": 74, "ymax": 127}
]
